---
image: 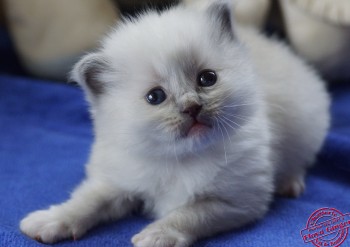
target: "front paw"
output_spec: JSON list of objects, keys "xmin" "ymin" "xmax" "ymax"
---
[
  {"xmin": 277, "ymin": 175, "xmax": 305, "ymax": 198},
  {"xmin": 20, "ymin": 206, "xmax": 85, "ymax": 244},
  {"xmin": 132, "ymin": 223, "xmax": 192, "ymax": 247}
]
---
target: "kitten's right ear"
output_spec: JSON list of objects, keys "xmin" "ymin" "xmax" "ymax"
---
[
  {"xmin": 70, "ymin": 53, "xmax": 110, "ymax": 101},
  {"xmin": 206, "ymin": 0, "xmax": 234, "ymax": 41}
]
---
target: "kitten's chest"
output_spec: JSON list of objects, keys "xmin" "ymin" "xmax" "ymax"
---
[
  {"xmin": 118, "ymin": 156, "xmax": 222, "ymax": 217},
  {"xmin": 141, "ymin": 172, "xmax": 194, "ymax": 218}
]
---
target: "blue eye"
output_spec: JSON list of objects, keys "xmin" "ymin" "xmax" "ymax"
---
[
  {"xmin": 198, "ymin": 69, "xmax": 217, "ymax": 87},
  {"xmin": 146, "ymin": 87, "xmax": 167, "ymax": 105}
]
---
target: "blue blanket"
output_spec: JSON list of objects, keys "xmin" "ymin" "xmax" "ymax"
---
[
  {"xmin": 1, "ymin": 23, "xmax": 350, "ymax": 246},
  {"xmin": 0, "ymin": 74, "xmax": 349, "ymax": 247}
]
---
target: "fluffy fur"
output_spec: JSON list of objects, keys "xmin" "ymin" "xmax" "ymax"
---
[{"xmin": 20, "ymin": 1, "xmax": 330, "ymax": 246}]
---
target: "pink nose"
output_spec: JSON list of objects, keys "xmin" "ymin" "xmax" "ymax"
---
[{"xmin": 182, "ymin": 104, "xmax": 202, "ymax": 118}]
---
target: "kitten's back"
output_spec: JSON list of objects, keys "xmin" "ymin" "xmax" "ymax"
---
[{"xmin": 236, "ymin": 27, "xmax": 330, "ymax": 195}]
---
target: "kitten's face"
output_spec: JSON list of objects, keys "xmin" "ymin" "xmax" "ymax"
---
[{"xmin": 73, "ymin": 4, "xmax": 259, "ymax": 157}]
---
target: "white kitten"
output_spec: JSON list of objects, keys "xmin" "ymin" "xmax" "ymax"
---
[{"xmin": 20, "ymin": 1, "xmax": 330, "ymax": 246}]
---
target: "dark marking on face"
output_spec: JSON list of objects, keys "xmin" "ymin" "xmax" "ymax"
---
[
  {"xmin": 82, "ymin": 59, "xmax": 109, "ymax": 96},
  {"xmin": 207, "ymin": 2, "xmax": 234, "ymax": 41},
  {"xmin": 173, "ymin": 48, "xmax": 202, "ymax": 84},
  {"xmin": 73, "ymin": 53, "xmax": 112, "ymax": 97}
]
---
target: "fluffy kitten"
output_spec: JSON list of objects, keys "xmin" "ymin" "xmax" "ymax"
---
[{"xmin": 20, "ymin": 1, "xmax": 330, "ymax": 246}]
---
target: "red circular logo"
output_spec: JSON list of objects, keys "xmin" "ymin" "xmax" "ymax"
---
[{"xmin": 301, "ymin": 208, "xmax": 350, "ymax": 247}]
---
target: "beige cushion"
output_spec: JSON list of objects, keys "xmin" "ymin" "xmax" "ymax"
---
[
  {"xmin": 234, "ymin": 0, "xmax": 271, "ymax": 28},
  {"xmin": 281, "ymin": 0, "xmax": 350, "ymax": 79},
  {"xmin": 4, "ymin": 0, "xmax": 119, "ymax": 80},
  {"xmin": 183, "ymin": 0, "xmax": 271, "ymax": 28},
  {"xmin": 290, "ymin": 0, "xmax": 350, "ymax": 25}
]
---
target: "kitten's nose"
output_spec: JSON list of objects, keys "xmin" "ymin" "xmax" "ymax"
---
[{"xmin": 182, "ymin": 104, "xmax": 202, "ymax": 118}]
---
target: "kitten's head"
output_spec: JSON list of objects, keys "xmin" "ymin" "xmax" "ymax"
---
[{"xmin": 72, "ymin": 1, "xmax": 259, "ymax": 158}]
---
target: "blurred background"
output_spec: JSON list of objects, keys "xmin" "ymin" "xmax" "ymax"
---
[
  {"xmin": 0, "ymin": 0, "xmax": 349, "ymax": 82},
  {"xmin": 0, "ymin": 0, "xmax": 178, "ymax": 81}
]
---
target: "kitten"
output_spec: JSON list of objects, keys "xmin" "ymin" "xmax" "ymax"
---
[{"xmin": 20, "ymin": 1, "xmax": 330, "ymax": 246}]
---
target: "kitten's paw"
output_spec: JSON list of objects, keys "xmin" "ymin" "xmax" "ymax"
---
[
  {"xmin": 20, "ymin": 207, "xmax": 85, "ymax": 244},
  {"xmin": 277, "ymin": 176, "xmax": 305, "ymax": 198},
  {"xmin": 132, "ymin": 224, "xmax": 191, "ymax": 247}
]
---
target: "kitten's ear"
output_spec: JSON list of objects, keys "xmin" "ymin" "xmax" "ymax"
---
[
  {"xmin": 206, "ymin": 1, "xmax": 234, "ymax": 40},
  {"xmin": 70, "ymin": 53, "xmax": 110, "ymax": 102}
]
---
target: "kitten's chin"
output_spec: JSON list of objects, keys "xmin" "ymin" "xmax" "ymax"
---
[{"xmin": 180, "ymin": 120, "xmax": 214, "ymax": 152}]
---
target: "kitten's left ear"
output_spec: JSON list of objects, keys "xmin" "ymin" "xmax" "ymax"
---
[
  {"xmin": 70, "ymin": 53, "xmax": 110, "ymax": 103},
  {"xmin": 206, "ymin": 1, "xmax": 234, "ymax": 41}
]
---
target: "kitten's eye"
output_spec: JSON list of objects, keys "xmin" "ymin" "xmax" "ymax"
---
[
  {"xmin": 197, "ymin": 69, "xmax": 217, "ymax": 87},
  {"xmin": 146, "ymin": 87, "xmax": 167, "ymax": 105}
]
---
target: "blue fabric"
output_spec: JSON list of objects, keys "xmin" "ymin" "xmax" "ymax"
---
[
  {"xmin": 0, "ymin": 75, "xmax": 349, "ymax": 247},
  {"xmin": 0, "ymin": 28, "xmax": 27, "ymax": 76},
  {"xmin": 320, "ymin": 83, "xmax": 350, "ymax": 172}
]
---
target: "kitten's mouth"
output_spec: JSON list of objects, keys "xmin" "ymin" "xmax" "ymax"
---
[{"xmin": 183, "ymin": 118, "xmax": 212, "ymax": 138}]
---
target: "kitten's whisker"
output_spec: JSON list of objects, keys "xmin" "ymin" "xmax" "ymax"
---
[
  {"xmin": 165, "ymin": 136, "xmax": 172, "ymax": 172},
  {"xmin": 221, "ymin": 115, "xmax": 243, "ymax": 129},
  {"xmin": 210, "ymin": 118, "xmax": 219, "ymax": 147},
  {"xmin": 222, "ymin": 112, "xmax": 250, "ymax": 122},
  {"xmin": 219, "ymin": 90, "xmax": 236, "ymax": 102},
  {"xmin": 173, "ymin": 139, "xmax": 180, "ymax": 166},
  {"xmin": 223, "ymin": 103, "xmax": 257, "ymax": 108},
  {"xmin": 206, "ymin": 117, "xmax": 218, "ymax": 151},
  {"xmin": 215, "ymin": 118, "xmax": 227, "ymax": 165},
  {"xmin": 218, "ymin": 116, "xmax": 236, "ymax": 131},
  {"xmin": 218, "ymin": 118, "xmax": 233, "ymax": 147}
]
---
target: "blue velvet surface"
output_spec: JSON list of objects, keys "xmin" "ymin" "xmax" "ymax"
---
[{"xmin": 0, "ymin": 74, "xmax": 349, "ymax": 247}]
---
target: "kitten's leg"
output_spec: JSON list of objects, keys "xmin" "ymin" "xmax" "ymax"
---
[
  {"xmin": 274, "ymin": 150, "xmax": 311, "ymax": 197},
  {"xmin": 132, "ymin": 197, "xmax": 268, "ymax": 247},
  {"xmin": 275, "ymin": 168, "xmax": 306, "ymax": 197},
  {"xmin": 20, "ymin": 179, "xmax": 136, "ymax": 244}
]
